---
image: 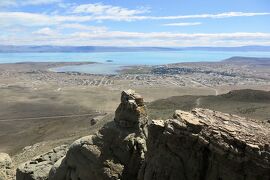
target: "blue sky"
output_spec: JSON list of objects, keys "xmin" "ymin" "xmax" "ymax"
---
[{"xmin": 0, "ymin": 0, "xmax": 269, "ymax": 46}]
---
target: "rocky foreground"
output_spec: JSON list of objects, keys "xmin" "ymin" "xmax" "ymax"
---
[{"xmin": 1, "ymin": 90, "xmax": 269, "ymax": 180}]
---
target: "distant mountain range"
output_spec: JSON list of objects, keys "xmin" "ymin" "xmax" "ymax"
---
[{"xmin": 0, "ymin": 45, "xmax": 270, "ymax": 53}]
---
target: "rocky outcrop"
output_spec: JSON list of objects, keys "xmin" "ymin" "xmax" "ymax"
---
[
  {"xmin": 16, "ymin": 90, "xmax": 270, "ymax": 180},
  {"xmin": 0, "ymin": 153, "xmax": 13, "ymax": 180},
  {"xmin": 114, "ymin": 89, "xmax": 147, "ymax": 132},
  {"xmin": 16, "ymin": 145, "xmax": 67, "ymax": 180},
  {"xmin": 140, "ymin": 108, "xmax": 270, "ymax": 180},
  {"xmin": 48, "ymin": 89, "xmax": 148, "ymax": 180}
]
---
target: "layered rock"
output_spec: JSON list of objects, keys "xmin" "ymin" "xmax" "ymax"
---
[
  {"xmin": 140, "ymin": 108, "xmax": 270, "ymax": 180},
  {"xmin": 48, "ymin": 89, "xmax": 148, "ymax": 180},
  {"xmin": 16, "ymin": 145, "xmax": 67, "ymax": 180},
  {"xmin": 16, "ymin": 90, "xmax": 270, "ymax": 180},
  {"xmin": 0, "ymin": 153, "xmax": 13, "ymax": 180}
]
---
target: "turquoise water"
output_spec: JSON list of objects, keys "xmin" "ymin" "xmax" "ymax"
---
[
  {"xmin": 1, "ymin": 51, "xmax": 270, "ymax": 74},
  {"xmin": 1, "ymin": 51, "xmax": 270, "ymax": 65},
  {"xmin": 53, "ymin": 63, "xmax": 125, "ymax": 75}
]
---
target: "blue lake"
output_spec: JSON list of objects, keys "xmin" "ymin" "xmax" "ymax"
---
[
  {"xmin": 53, "ymin": 63, "xmax": 126, "ymax": 75},
  {"xmin": 1, "ymin": 51, "xmax": 270, "ymax": 74}
]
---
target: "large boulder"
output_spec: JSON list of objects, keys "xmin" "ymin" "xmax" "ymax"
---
[
  {"xmin": 16, "ymin": 145, "xmax": 67, "ymax": 180},
  {"xmin": 140, "ymin": 108, "xmax": 270, "ymax": 180},
  {"xmin": 49, "ymin": 89, "xmax": 148, "ymax": 180},
  {"xmin": 0, "ymin": 153, "xmax": 13, "ymax": 180}
]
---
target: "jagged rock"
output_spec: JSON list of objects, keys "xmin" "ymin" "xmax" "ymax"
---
[
  {"xmin": 140, "ymin": 108, "xmax": 270, "ymax": 180},
  {"xmin": 17, "ymin": 91, "xmax": 270, "ymax": 180},
  {"xmin": 0, "ymin": 153, "xmax": 13, "ymax": 180},
  {"xmin": 16, "ymin": 145, "xmax": 68, "ymax": 180},
  {"xmin": 115, "ymin": 89, "xmax": 148, "ymax": 132},
  {"xmin": 49, "ymin": 90, "xmax": 148, "ymax": 180}
]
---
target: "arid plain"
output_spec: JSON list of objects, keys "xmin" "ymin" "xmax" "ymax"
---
[{"xmin": 0, "ymin": 57, "xmax": 269, "ymax": 165}]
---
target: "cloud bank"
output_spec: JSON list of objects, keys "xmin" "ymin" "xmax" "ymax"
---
[{"xmin": 0, "ymin": 2, "xmax": 269, "ymax": 46}]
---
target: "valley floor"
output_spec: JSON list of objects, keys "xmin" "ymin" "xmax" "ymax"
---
[{"xmin": 0, "ymin": 57, "xmax": 269, "ymax": 165}]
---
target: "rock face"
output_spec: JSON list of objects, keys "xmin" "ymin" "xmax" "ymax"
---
[
  {"xmin": 114, "ymin": 89, "xmax": 147, "ymax": 131},
  {"xmin": 140, "ymin": 108, "xmax": 270, "ymax": 180},
  {"xmin": 0, "ymin": 153, "xmax": 13, "ymax": 180},
  {"xmin": 48, "ymin": 89, "xmax": 148, "ymax": 180},
  {"xmin": 16, "ymin": 90, "xmax": 270, "ymax": 180},
  {"xmin": 16, "ymin": 145, "xmax": 67, "ymax": 180}
]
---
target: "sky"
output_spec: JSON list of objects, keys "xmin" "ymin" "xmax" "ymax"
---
[{"xmin": 0, "ymin": 0, "xmax": 270, "ymax": 47}]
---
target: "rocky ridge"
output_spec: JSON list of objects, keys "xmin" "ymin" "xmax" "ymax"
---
[
  {"xmin": 14, "ymin": 90, "xmax": 270, "ymax": 180},
  {"xmin": 141, "ymin": 109, "xmax": 270, "ymax": 180}
]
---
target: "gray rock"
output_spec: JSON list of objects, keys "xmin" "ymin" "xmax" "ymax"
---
[
  {"xmin": 0, "ymin": 153, "xmax": 13, "ymax": 180},
  {"xmin": 140, "ymin": 108, "xmax": 270, "ymax": 180},
  {"xmin": 114, "ymin": 89, "xmax": 148, "ymax": 133},
  {"xmin": 49, "ymin": 90, "xmax": 148, "ymax": 180},
  {"xmin": 17, "ymin": 91, "xmax": 270, "ymax": 180},
  {"xmin": 48, "ymin": 157, "xmax": 68, "ymax": 180},
  {"xmin": 16, "ymin": 145, "xmax": 68, "ymax": 180}
]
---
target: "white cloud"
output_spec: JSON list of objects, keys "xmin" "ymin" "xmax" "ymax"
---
[
  {"xmin": 22, "ymin": 0, "xmax": 62, "ymax": 6},
  {"xmin": 1, "ymin": 1, "xmax": 270, "ymax": 47},
  {"xmin": 0, "ymin": 0, "xmax": 16, "ymax": 7},
  {"xmin": 73, "ymin": 3, "xmax": 149, "ymax": 16},
  {"xmin": 0, "ymin": 0, "xmax": 61, "ymax": 7},
  {"xmin": 33, "ymin": 27, "xmax": 57, "ymax": 36},
  {"xmin": 59, "ymin": 23, "xmax": 107, "ymax": 32},
  {"xmin": 71, "ymin": 3, "xmax": 151, "ymax": 21},
  {"xmin": 69, "ymin": 31, "xmax": 270, "ymax": 40},
  {"xmin": 82, "ymin": 11, "xmax": 269, "ymax": 22},
  {"xmin": 71, "ymin": 3, "xmax": 270, "ymax": 21},
  {"xmin": 163, "ymin": 22, "xmax": 202, "ymax": 26},
  {"xmin": 105, "ymin": 11, "xmax": 270, "ymax": 21},
  {"xmin": 58, "ymin": 2, "xmax": 75, "ymax": 9},
  {"xmin": 2, "ymin": 30, "xmax": 270, "ymax": 47},
  {"xmin": 0, "ymin": 12, "xmax": 55, "ymax": 26},
  {"xmin": 0, "ymin": 12, "xmax": 92, "ymax": 27},
  {"xmin": 71, "ymin": 7, "xmax": 270, "ymax": 21},
  {"xmin": 149, "ymin": 12, "xmax": 270, "ymax": 20},
  {"xmin": 0, "ymin": 11, "xmax": 269, "ymax": 28}
]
